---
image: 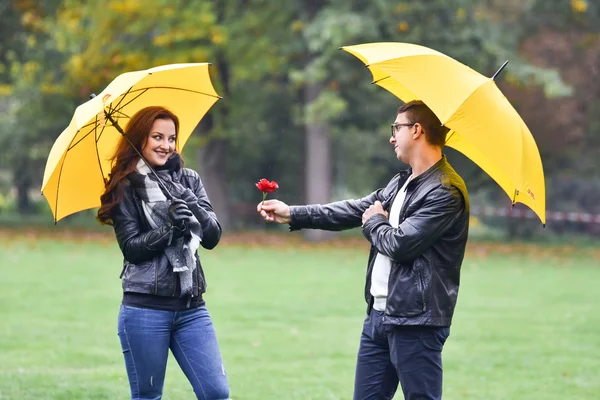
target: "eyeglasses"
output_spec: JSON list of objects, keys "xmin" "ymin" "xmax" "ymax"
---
[{"xmin": 391, "ymin": 123, "xmax": 416, "ymax": 137}]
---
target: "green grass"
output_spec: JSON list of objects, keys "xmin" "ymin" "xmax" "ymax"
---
[{"xmin": 1, "ymin": 235, "xmax": 599, "ymax": 399}]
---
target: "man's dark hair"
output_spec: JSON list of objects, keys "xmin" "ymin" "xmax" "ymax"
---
[{"xmin": 397, "ymin": 100, "xmax": 449, "ymax": 147}]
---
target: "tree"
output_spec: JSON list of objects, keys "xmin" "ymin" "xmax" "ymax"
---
[
  {"xmin": 0, "ymin": 0, "xmax": 69, "ymax": 213},
  {"xmin": 505, "ymin": 0, "xmax": 600, "ymax": 235},
  {"xmin": 0, "ymin": 0, "xmax": 578, "ymax": 235},
  {"xmin": 44, "ymin": 0, "xmax": 302, "ymax": 228}
]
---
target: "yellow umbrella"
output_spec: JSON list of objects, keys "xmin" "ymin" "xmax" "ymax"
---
[
  {"xmin": 42, "ymin": 63, "xmax": 221, "ymax": 222},
  {"xmin": 341, "ymin": 42, "xmax": 546, "ymax": 225}
]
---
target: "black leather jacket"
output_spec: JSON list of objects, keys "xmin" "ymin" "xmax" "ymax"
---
[
  {"xmin": 111, "ymin": 168, "xmax": 221, "ymax": 297},
  {"xmin": 290, "ymin": 156, "xmax": 469, "ymax": 326}
]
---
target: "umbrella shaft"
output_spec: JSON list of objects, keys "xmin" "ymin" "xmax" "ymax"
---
[
  {"xmin": 492, "ymin": 60, "xmax": 509, "ymax": 81},
  {"xmin": 104, "ymin": 111, "xmax": 174, "ymax": 200}
]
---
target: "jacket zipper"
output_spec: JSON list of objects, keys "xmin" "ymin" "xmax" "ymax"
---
[
  {"xmin": 197, "ymin": 262, "xmax": 204, "ymax": 293},
  {"xmin": 154, "ymin": 259, "xmax": 158, "ymax": 295},
  {"xmin": 119, "ymin": 263, "xmax": 128, "ymax": 279},
  {"xmin": 417, "ymin": 269, "xmax": 427, "ymax": 312}
]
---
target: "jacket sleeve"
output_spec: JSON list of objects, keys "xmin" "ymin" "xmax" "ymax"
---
[
  {"xmin": 182, "ymin": 170, "xmax": 222, "ymax": 250},
  {"xmin": 361, "ymin": 185, "xmax": 466, "ymax": 263},
  {"xmin": 289, "ymin": 189, "xmax": 385, "ymax": 232},
  {"xmin": 111, "ymin": 182, "xmax": 176, "ymax": 263}
]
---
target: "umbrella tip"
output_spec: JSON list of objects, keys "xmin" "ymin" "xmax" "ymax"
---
[
  {"xmin": 491, "ymin": 60, "xmax": 509, "ymax": 81},
  {"xmin": 337, "ymin": 47, "xmax": 343, "ymax": 50},
  {"xmin": 89, "ymin": 93, "xmax": 96, "ymax": 99}
]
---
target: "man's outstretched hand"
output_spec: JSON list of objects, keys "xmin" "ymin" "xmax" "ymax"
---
[{"xmin": 257, "ymin": 199, "xmax": 291, "ymax": 224}]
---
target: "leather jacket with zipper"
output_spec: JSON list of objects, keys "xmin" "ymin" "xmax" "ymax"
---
[
  {"xmin": 290, "ymin": 156, "xmax": 469, "ymax": 326},
  {"xmin": 111, "ymin": 168, "xmax": 221, "ymax": 298}
]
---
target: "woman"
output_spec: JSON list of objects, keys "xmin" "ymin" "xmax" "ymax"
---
[{"xmin": 97, "ymin": 106, "xmax": 230, "ymax": 400}]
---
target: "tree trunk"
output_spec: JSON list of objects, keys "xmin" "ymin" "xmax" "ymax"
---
[
  {"xmin": 301, "ymin": 0, "xmax": 333, "ymax": 242},
  {"xmin": 16, "ymin": 180, "xmax": 32, "ymax": 214},
  {"xmin": 13, "ymin": 158, "xmax": 34, "ymax": 214},
  {"xmin": 196, "ymin": 138, "xmax": 231, "ymax": 230},
  {"xmin": 303, "ymin": 82, "xmax": 335, "ymax": 242},
  {"xmin": 193, "ymin": 29, "xmax": 232, "ymax": 230}
]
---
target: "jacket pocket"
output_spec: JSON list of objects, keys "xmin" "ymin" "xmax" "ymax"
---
[
  {"xmin": 386, "ymin": 260, "xmax": 427, "ymax": 317},
  {"xmin": 121, "ymin": 259, "xmax": 156, "ymax": 293}
]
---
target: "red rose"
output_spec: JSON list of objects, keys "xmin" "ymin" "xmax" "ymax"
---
[
  {"xmin": 256, "ymin": 178, "xmax": 279, "ymax": 193},
  {"xmin": 256, "ymin": 178, "xmax": 279, "ymax": 202}
]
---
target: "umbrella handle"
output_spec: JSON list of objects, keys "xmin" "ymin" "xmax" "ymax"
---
[{"xmin": 103, "ymin": 110, "xmax": 174, "ymax": 201}]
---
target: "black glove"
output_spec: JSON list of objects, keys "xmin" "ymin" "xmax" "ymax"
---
[
  {"xmin": 168, "ymin": 198, "xmax": 192, "ymax": 230},
  {"xmin": 180, "ymin": 188, "xmax": 197, "ymax": 203}
]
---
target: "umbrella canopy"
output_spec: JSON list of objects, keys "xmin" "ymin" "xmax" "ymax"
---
[
  {"xmin": 341, "ymin": 42, "xmax": 546, "ymax": 224},
  {"xmin": 42, "ymin": 63, "xmax": 220, "ymax": 222}
]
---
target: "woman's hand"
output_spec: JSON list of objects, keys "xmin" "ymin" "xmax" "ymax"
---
[{"xmin": 168, "ymin": 198, "xmax": 193, "ymax": 228}]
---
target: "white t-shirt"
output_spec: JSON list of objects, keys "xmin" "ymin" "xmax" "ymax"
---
[{"xmin": 370, "ymin": 176, "xmax": 412, "ymax": 312}]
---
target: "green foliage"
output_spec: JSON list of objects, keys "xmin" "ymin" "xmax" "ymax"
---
[{"xmin": 0, "ymin": 0, "xmax": 594, "ymax": 228}]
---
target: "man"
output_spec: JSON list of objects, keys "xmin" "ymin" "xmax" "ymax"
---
[{"xmin": 257, "ymin": 100, "xmax": 469, "ymax": 400}]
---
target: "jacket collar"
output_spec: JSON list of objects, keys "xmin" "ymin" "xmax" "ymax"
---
[{"xmin": 401, "ymin": 155, "xmax": 448, "ymax": 190}]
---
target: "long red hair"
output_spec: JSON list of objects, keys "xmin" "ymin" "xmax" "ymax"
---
[{"xmin": 97, "ymin": 106, "xmax": 180, "ymax": 225}]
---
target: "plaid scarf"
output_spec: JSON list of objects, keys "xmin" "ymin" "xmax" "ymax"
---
[{"xmin": 129, "ymin": 155, "xmax": 202, "ymax": 297}]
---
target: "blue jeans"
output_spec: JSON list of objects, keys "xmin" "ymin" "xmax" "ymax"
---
[
  {"xmin": 353, "ymin": 310, "xmax": 450, "ymax": 400},
  {"xmin": 117, "ymin": 305, "xmax": 230, "ymax": 400}
]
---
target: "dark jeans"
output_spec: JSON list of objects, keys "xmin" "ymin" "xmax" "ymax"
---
[
  {"xmin": 117, "ymin": 304, "xmax": 230, "ymax": 400},
  {"xmin": 354, "ymin": 310, "xmax": 450, "ymax": 400}
]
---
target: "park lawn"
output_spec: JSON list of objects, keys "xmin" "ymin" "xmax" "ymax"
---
[{"xmin": 0, "ymin": 234, "xmax": 599, "ymax": 399}]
